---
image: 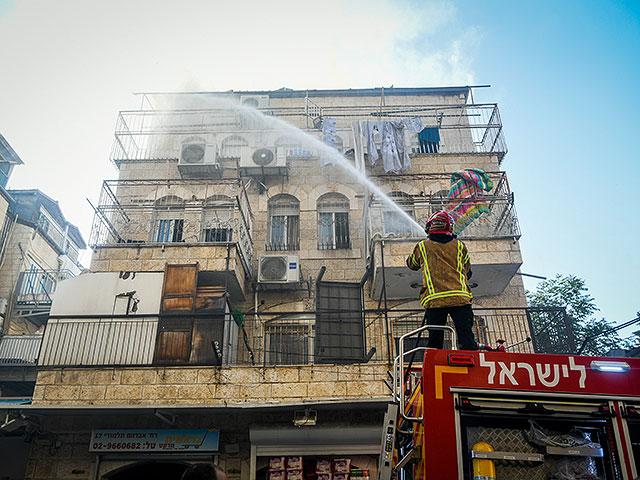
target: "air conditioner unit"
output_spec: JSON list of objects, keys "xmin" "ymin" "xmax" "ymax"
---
[
  {"xmin": 258, "ymin": 255, "xmax": 300, "ymax": 283},
  {"xmin": 178, "ymin": 138, "xmax": 221, "ymax": 178},
  {"xmin": 240, "ymin": 95, "xmax": 270, "ymax": 109},
  {"xmin": 239, "ymin": 146, "xmax": 287, "ymax": 176}
]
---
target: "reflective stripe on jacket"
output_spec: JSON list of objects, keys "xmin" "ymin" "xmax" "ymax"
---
[{"xmin": 406, "ymin": 238, "xmax": 472, "ymax": 308}]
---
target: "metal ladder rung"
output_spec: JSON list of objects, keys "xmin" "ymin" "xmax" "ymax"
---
[{"xmin": 393, "ymin": 444, "xmax": 421, "ymax": 473}]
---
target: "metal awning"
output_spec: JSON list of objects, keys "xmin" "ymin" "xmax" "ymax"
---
[{"xmin": 1, "ymin": 397, "xmax": 391, "ymax": 416}]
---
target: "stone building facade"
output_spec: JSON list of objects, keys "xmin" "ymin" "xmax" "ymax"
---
[{"xmin": 13, "ymin": 87, "xmax": 543, "ymax": 479}]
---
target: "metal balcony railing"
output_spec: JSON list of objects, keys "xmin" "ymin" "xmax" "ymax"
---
[
  {"xmin": 110, "ymin": 102, "xmax": 507, "ymax": 166},
  {"xmin": 36, "ymin": 308, "xmax": 568, "ymax": 368},
  {"xmin": 366, "ymin": 171, "xmax": 520, "ymax": 241},
  {"xmin": 0, "ymin": 334, "xmax": 42, "ymax": 365},
  {"xmin": 89, "ymin": 179, "xmax": 254, "ymax": 273},
  {"xmin": 14, "ymin": 269, "xmax": 74, "ymax": 306}
]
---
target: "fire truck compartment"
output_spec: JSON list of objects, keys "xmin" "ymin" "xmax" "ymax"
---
[
  {"xmin": 457, "ymin": 394, "xmax": 622, "ymax": 479},
  {"xmin": 622, "ymin": 401, "xmax": 640, "ymax": 475}
]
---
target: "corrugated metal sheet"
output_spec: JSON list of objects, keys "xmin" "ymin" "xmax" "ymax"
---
[
  {"xmin": 38, "ymin": 319, "xmax": 157, "ymax": 366},
  {"xmin": 0, "ymin": 334, "xmax": 42, "ymax": 365}
]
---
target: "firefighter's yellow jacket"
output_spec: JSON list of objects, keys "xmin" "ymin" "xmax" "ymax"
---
[{"xmin": 406, "ymin": 238, "xmax": 472, "ymax": 308}]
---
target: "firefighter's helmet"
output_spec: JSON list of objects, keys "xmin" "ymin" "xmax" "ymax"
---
[{"xmin": 425, "ymin": 211, "xmax": 455, "ymax": 235}]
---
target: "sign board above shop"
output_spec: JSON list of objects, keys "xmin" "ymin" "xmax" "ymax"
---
[{"xmin": 89, "ymin": 429, "xmax": 219, "ymax": 453}]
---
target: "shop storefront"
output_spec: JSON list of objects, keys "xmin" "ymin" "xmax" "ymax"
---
[
  {"xmin": 250, "ymin": 427, "xmax": 381, "ymax": 480},
  {"xmin": 10, "ymin": 401, "xmax": 386, "ymax": 479}
]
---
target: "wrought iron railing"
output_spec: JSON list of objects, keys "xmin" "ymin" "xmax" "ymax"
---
[
  {"xmin": 110, "ymin": 102, "xmax": 507, "ymax": 166},
  {"xmin": 0, "ymin": 334, "xmax": 42, "ymax": 365},
  {"xmin": 88, "ymin": 179, "xmax": 254, "ymax": 272},
  {"xmin": 36, "ymin": 308, "xmax": 569, "ymax": 368},
  {"xmin": 366, "ymin": 171, "xmax": 520, "ymax": 240}
]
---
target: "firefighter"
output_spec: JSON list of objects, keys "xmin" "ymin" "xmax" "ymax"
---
[{"xmin": 406, "ymin": 211, "xmax": 478, "ymax": 350}]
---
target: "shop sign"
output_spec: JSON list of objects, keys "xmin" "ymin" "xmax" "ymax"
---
[{"xmin": 89, "ymin": 429, "xmax": 219, "ymax": 453}]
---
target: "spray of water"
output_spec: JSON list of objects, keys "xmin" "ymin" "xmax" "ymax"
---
[{"xmin": 177, "ymin": 96, "xmax": 427, "ymax": 238}]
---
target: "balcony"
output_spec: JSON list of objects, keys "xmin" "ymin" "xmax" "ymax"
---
[
  {"xmin": 0, "ymin": 334, "xmax": 41, "ymax": 366},
  {"xmin": 12, "ymin": 269, "xmax": 74, "ymax": 321},
  {"xmin": 0, "ymin": 334, "xmax": 42, "ymax": 384},
  {"xmin": 110, "ymin": 102, "xmax": 507, "ymax": 166},
  {"xmin": 89, "ymin": 179, "xmax": 254, "ymax": 298},
  {"xmin": 36, "ymin": 307, "xmax": 569, "ymax": 368},
  {"xmin": 365, "ymin": 172, "xmax": 521, "ymax": 300}
]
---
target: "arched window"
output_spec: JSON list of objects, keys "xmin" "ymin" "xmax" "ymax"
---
[
  {"xmin": 202, "ymin": 195, "xmax": 234, "ymax": 242},
  {"xmin": 334, "ymin": 135, "xmax": 344, "ymax": 154},
  {"xmin": 383, "ymin": 191, "xmax": 415, "ymax": 237},
  {"xmin": 220, "ymin": 135, "xmax": 248, "ymax": 158},
  {"xmin": 153, "ymin": 195, "xmax": 184, "ymax": 243},
  {"xmin": 317, "ymin": 193, "xmax": 350, "ymax": 250},
  {"xmin": 275, "ymin": 135, "xmax": 310, "ymax": 158},
  {"xmin": 267, "ymin": 194, "xmax": 299, "ymax": 251},
  {"xmin": 241, "ymin": 97, "xmax": 259, "ymax": 108}
]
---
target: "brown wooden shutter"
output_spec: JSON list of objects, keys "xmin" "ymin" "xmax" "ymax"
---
[
  {"xmin": 155, "ymin": 263, "xmax": 198, "ymax": 364},
  {"xmin": 161, "ymin": 263, "xmax": 198, "ymax": 312}
]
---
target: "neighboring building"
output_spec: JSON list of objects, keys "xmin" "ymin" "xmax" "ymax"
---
[
  {"xmin": 0, "ymin": 134, "xmax": 24, "ymax": 320},
  {"xmin": 8, "ymin": 88, "xmax": 569, "ymax": 479},
  {"xmin": 0, "ymin": 188, "xmax": 86, "ymax": 397},
  {"xmin": 0, "ymin": 136, "xmax": 86, "ymax": 479},
  {"xmin": 2, "ymin": 190, "xmax": 86, "ymax": 332}
]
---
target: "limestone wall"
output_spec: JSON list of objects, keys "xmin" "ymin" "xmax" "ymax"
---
[{"xmin": 32, "ymin": 364, "xmax": 389, "ymax": 406}]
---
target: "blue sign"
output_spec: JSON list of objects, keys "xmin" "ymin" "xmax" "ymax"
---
[{"xmin": 90, "ymin": 429, "xmax": 219, "ymax": 453}]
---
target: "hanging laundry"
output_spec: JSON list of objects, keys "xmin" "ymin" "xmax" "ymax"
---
[
  {"xmin": 379, "ymin": 121, "xmax": 402, "ymax": 173},
  {"xmin": 360, "ymin": 121, "xmax": 379, "ymax": 166},
  {"xmin": 389, "ymin": 120, "xmax": 411, "ymax": 173},
  {"xmin": 445, "ymin": 168, "xmax": 494, "ymax": 234},
  {"xmin": 359, "ymin": 120, "xmax": 412, "ymax": 173},
  {"xmin": 403, "ymin": 117, "xmax": 424, "ymax": 135},
  {"xmin": 418, "ymin": 127, "xmax": 441, "ymax": 153},
  {"xmin": 321, "ymin": 116, "xmax": 337, "ymax": 166}
]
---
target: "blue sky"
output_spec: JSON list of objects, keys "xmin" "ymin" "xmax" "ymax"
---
[
  {"xmin": 0, "ymin": 0, "xmax": 638, "ymax": 333},
  {"xmin": 459, "ymin": 0, "xmax": 640, "ymax": 332}
]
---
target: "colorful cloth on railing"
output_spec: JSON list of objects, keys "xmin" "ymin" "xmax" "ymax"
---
[{"xmin": 446, "ymin": 168, "xmax": 494, "ymax": 234}]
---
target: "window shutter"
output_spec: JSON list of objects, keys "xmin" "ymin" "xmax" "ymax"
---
[{"xmin": 315, "ymin": 279, "xmax": 366, "ymax": 364}]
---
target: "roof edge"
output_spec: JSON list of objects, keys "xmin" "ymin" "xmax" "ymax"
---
[{"xmin": 136, "ymin": 85, "xmax": 482, "ymax": 100}]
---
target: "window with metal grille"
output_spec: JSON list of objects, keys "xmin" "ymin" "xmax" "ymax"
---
[
  {"xmin": 155, "ymin": 219, "xmax": 184, "ymax": 242},
  {"xmin": 267, "ymin": 195, "xmax": 299, "ymax": 251},
  {"xmin": 275, "ymin": 135, "xmax": 311, "ymax": 158},
  {"xmin": 383, "ymin": 191, "xmax": 415, "ymax": 237},
  {"xmin": 220, "ymin": 135, "xmax": 248, "ymax": 158},
  {"xmin": 317, "ymin": 193, "xmax": 350, "ymax": 250},
  {"xmin": 265, "ymin": 315, "xmax": 313, "ymax": 365},
  {"xmin": 153, "ymin": 195, "xmax": 184, "ymax": 243},
  {"xmin": 202, "ymin": 195, "xmax": 234, "ymax": 243}
]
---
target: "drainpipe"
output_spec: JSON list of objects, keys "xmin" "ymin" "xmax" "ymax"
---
[{"xmin": 379, "ymin": 239, "xmax": 391, "ymax": 363}]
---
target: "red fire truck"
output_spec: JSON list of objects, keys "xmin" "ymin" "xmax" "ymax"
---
[{"xmin": 381, "ymin": 327, "xmax": 640, "ymax": 480}]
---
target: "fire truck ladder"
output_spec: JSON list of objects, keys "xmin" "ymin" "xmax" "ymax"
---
[{"xmin": 377, "ymin": 325, "xmax": 457, "ymax": 480}]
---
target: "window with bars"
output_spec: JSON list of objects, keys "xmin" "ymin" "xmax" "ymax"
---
[
  {"xmin": 317, "ymin": 193, "xmax": 350, "ymax": 250},
  {"xmin": 267, "ymin": 195, "xmax": 299, "ymax": 251},
  {"xmin": 201, "ymin": 196, "xmax": 234, "ymax": 243},
  {"xmin": 265, "ymin": 316, "xmax": 314, "ymax": 365},
  {"xmin": 383, "ymin": 191, "xmax": 415, "ymax": 237},
  {"xmin": 155, "ymin": 219, "xmax": 184, "ymax": 242},
  {"xmin": 275, "ymin": 135, "xmax": 309, "ymax": 158},
  {"xmin": 220, "ymin": 135, "xmax": 248, "ymax": 158},
  {"xmin": 153, "ymin": 195, "xmax": 184, "ymax": 243}
]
